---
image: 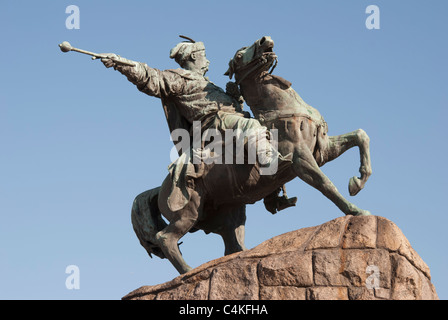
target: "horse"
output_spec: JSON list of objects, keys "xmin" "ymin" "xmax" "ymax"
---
[{"xmin": 131, "ymin": 36, "xmax": 372, "ymax": 274}]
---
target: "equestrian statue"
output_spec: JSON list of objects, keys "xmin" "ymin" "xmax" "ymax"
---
[{"xmin": 59, "ymin": 36, "xmax": 372, "ymax": 274}]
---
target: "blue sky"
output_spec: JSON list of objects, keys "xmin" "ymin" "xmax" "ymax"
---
[{"xmin": 1, "ymin": 0, "xmax": 447, "ymax": 299}]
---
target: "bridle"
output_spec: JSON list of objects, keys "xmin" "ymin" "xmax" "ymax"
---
[{"xmin": 234, "ymin": 53, "xmax": 278, "ymax": 85}]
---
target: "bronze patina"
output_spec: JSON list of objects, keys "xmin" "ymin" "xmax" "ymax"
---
[{"xmin": 60, "ymin": 36, "xmax": 372, "ymax": 274}]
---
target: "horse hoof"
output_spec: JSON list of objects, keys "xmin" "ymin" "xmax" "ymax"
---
[
  {"xmin": 355, "ymin": 210, "xmax": 372, "ymax": 216},
  {"xmin": 349, "ymin": 176, "xmax": 362, "ymax": 196},
  {"xmin": 181, "ymin": 266, "xmax": 193, "ymax": 274}
]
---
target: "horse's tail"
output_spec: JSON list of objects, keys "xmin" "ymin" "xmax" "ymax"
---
[{"xmin": 131, "ymin": 187, "xmax": 168, "ymax": 259}]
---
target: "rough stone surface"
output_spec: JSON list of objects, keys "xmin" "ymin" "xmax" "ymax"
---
[{"xmin": 123, "ymin": 215, "xmax": 438, "ymax": 300}]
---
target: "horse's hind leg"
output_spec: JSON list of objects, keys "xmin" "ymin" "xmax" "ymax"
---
[
  {"xmin": 156, "ymin": 179, "xmax": 204, "ymax": 274},
  {"xmin": 218, "ymin": 205, "xmax": 247, "ymax": 255},
  {"xmin": 319, "ymin": 129, "xmax": 372, "ymax": 196},
  {"xmin": 293, "ymin": 144, "xmax": 370, "ymax": 216}
]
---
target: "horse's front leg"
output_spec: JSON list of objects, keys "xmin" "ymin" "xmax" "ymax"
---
[
  {"xmin": 319, "ymin": 129, "xmax": 372, "ymax": 196},
  {"xmin": 292, "ymin": 144, "xmax": 370, "ymax": 216}
]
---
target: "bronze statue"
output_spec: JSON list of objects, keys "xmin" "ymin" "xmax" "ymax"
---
[
  {"xmin": 224, "ymin": 36, "xmax": 372, "ymax": 200},
  {"xmin": 59, "ymin": 38, "xmax": 295, "ymax": 214},
  {"xmin": 59, "ymin": 36, "xmax": 372, "ymax": 274}
]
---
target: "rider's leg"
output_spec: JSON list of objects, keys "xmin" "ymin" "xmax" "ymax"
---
[
  {"xmin": 219, "ymin": 113, "xmax": 282, "ymax": 165},
  {"xmin": 220, "ymin": 113, "xmax": 297, "ymax": 212}
]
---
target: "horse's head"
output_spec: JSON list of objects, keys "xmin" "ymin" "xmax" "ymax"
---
[{"xmin": 225, "ymin": 36, "xmax": 277, "ymax": 84}]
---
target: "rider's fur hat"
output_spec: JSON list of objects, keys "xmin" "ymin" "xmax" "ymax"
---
[{"xmin": 170, "ymin": 35, "xmax": 205, "ymax": 66}]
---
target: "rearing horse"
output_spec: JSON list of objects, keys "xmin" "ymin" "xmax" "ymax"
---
[
  {"xmin": 132, "ymin": 36, "xmax": 372, "ymax": 274},
  {"xmin": 224, "ymin": 36, "xmax": 372, "ymax": 214}
]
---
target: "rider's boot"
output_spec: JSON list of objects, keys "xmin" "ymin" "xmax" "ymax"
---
[{"xmin": 263, "ymin": 185, "xmax": 297, "ymax": 214}]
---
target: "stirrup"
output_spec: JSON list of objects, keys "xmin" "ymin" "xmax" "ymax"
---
[
  {"xmin": 264, "ymin": 195, "xmax": 298, "ymax": 215},
  {"xmin": 277, "ymin": 195, "xmax": 297, "ymax": 212}
]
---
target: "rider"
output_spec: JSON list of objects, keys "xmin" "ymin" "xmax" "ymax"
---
[{"xmin": 101, "ymin": 36, "xmax": 296, "ymax": 213}]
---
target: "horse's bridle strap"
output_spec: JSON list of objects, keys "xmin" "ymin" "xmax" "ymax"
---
[{"xmin": 235, "ymin": 56, "xmax": 268, "ymax": 85}]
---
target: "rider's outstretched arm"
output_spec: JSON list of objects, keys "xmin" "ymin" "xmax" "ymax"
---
[{"xmin": 100, "ymin": 54, "xmax": 182, "ymax": 98}]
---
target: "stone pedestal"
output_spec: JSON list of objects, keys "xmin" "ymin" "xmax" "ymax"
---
[{"xmin": 123, "ymin": 215, "xmax": 438, "ymax": 300}]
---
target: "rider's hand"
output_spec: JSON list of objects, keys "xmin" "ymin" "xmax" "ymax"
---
[{"xmin": 100, "ymin": 53, "xmax": 119, "ymax": 68}]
